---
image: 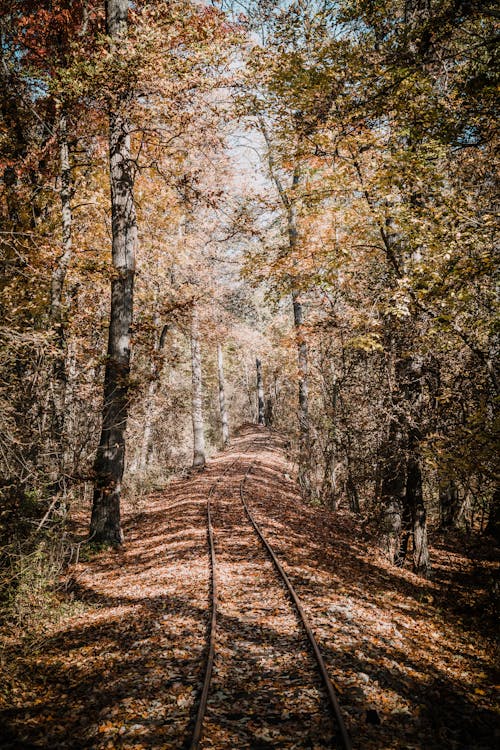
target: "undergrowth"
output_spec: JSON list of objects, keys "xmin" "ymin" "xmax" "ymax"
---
[{"xmin": 0, "ymin": 483, "xmax": 85, "ymax": 646}]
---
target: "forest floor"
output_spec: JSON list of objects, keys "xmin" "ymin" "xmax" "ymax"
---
[{"xmin": 0, "ymin": 425, "xmax": 499, "ymax": 750}]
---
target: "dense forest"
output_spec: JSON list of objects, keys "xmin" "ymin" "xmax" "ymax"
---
[{"xmin": 0, "ymin": 1, "xmax": 498, "ymax": 749}]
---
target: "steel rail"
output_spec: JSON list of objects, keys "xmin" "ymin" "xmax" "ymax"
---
[
  {"xmin": 239, "ymin": 453, "xmax": 353, "ymax": 750},
  {"xmin": 188, "ymin": 440, "xmax": 258, "ymax": 750},
  {"xmin": 189, "ymin": 432, "xmax": 352, "ymax": 750}
]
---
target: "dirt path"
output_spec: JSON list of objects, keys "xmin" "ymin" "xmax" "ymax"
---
[{"xmin": 1, "ymin": 425, "xmax": 498, "ymax": 749}]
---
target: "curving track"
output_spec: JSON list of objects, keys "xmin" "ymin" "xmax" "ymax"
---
[{"xmin": 189, "ymin": 431, "xmax": 352, "ymax": 750}]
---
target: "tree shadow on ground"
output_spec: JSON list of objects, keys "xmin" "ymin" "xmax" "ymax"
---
[{"xmin": 1, "ymin": 428, "xmax": 498, "ymax": 750}]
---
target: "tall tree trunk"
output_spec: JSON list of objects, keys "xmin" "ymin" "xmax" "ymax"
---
[
  {"xmin": 381, "ymin": 337, "xmax": 431, "ymax": 574},
  {"xmin": 265, "ymin": 396, "xmax": 273, "ymax": 427},
  {"xmin": 48, "ymin": 110, "xmax": 73, "ymax": 487},
  {"xmin": 259, "ymin": 119, "xmax": 311, "ymax": 496},
  {"xmin": 350, "ymin": 148, "xmax": 433, "ymax": 568},
  {"xmin": 217, "ymin": 343, "xmax": 229, "ymax": 447},
  {"xmin": 139, "ymin": 377, "xmax": 156, "ymax": 471},
  {"xmin": 256, "ymin": 357, "xmax": 265, "ymax": 425},
  {"xmin": 321, "ymin": 442, "xmax": 338, "ymax": 510},
  {"xmin": 288, "ymin": 173, "xmax": 311, "ymax": 498},
  {"xmin": 380, "ymin": 416, "xmax": 406, "ymax": 563},
  {"xmin": 293, "ymin": 291, "xmax": 312, "ymax": 498},
  {"xmin": 191, "ymin": 307, "xmax": 205, "ymax": 470},
  {"xmin": 139, "ymin": 320, "xmax": 168, "ymax": 471},
  {"xmin": 406, "ymin": 456, "xmax": 431, "ymax": 576},
  {"xmin": 50, "ymin": 112, "xmax": 73, "ymax": 326},
  {"xmin": 90, "ymin": 0, "xmax": 136, "ymax": 545}
]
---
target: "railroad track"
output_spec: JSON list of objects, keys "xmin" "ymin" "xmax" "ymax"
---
[{"xmin": 189, "ymin": 431, "xmax": 352, "ymax": 750}]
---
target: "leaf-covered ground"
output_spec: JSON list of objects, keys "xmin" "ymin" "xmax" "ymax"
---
[{"xmin": 1, "ymin": 425, "xmax": 498, "ymax": 749}]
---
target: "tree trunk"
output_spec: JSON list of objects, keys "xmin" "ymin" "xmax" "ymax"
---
[
  {"xmin": 140, "ymin": 379, "xmax": 156, "ymax": 471},
  {"xmin": 139, "ymin": 320, "xmax": 168, "ymax": 471},
  {"xmin": 293, "ymin": 293, "xmax": 309, "ymax": 437},
  {"xmin": 344, "ymin": 431, "xmax": 360, "ymax": 513},
  {"xmin": 46, "ymin": 110, "xmax": 73, "ymax": 490},
  {"xmin": 287, "ymin": 170, "xmax": 312, "ymax": 499},
  {"xmin": 380, "ymin": 417, "xmax": 406, "ymax": 563},
  {"xmin": 265, "ymin": 396, "xmax": 273, "ymax": 427},
  {"xmin": 217, "ymin": 343, "xmax": 229, "ymax": 447},
  {"xmin": 90, "ymin": 0, "xmax": 136, "ymax": 545},
  {"xmin": 439, "ymin": 480, "xmax": 460, "ymax": 528},
  {"xmin": 381, "ymin": 339, "xmax": 431, "ymax": 574},
  {"xmin": 259, "ymin": 121, "xmax": 311, "ymax": 496},
  {"xmin": 293, "ymin": 292, "xmax": 312, "ymax": 498},
  {"xmin": 256, "ymin": 357, "xmax": 265, "ymax": 425},
  {"xmin": 191, "ymin": 307, "xmax": 206, "ymax": 470},
  {"xmin": 346, "ymin": 469, "xmax": 360, "ymax": 514},
  {"xmin": 50, "ymin": 112, "xmax": 73, "ymax": 326},
  {"xmin": 406, "ymin": 456, "xmax": 431, "ymax": 576},
  {"xmin": 485, "ymin": 487, "xmax": 500, "ymax": 542},
  {"xmin": 321, "ymin": 445, "xmax": 337, "ymax": 510}
]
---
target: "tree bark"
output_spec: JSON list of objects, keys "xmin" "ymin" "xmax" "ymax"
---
[
  {"xmin": 50, "ymin": 112, "xmax": 73, "ymax": 326},
  {"xmin": 139, "ymin": 377, "xmax": 156, "ymax": 471},
  {"xmin": 439, "ymin": 480, "xmax": 460, "ymax": 528},
  {"xmin": 346, "ymin": 467, "xmax": 360, "ymax": 514},
  {"xmin": 139, "ymin": 320, "xmax": 168, "ymax": 471},
  {"xmin": 48, "ymin": 111, "xmax": 72, "ymax": 465},
  {"xmin": 293, "ymin": 291, "xmax": 312, "ymax": 498},
  {"xmin": 191, "ymin": 307, "xmax": 206, "ymax": 470},
  {"xmin": 265, "ymin": 395, "xmax": 273, "ymax": 426},
  {"xmin": 406, "ymin": 456, "xmax": 431, "ymax": 576},
  {"xmin": 217, "ymin": 343, "xmax": 229, "ymax": 447},
  {"xmin": 380, "ymin": 337, "xmax": 431, "ymax": 575},
  {"xmin": 259, "ymin": 118, "xmax": 311, "ymax": 497},
  {"xmin": 288, "ymin": 172, "xmax": 311, "ymax": 498},
  {"xmin": 90, "ymin": 0, "xmax": 136, "ymax": 545},
  {"xmin": 485, "ymin": 487, "xmax": 500, "ymax": 542},
  {"xmin": 256, "ymin": 357, "xmax": 265, "ymax": 425},
  {"xmin": 380, "ymin": 417, "xmax": 406, "ymax": 563},
  {"xmin": 321, "ymin": 442, "xmax": 338, "ymax": 510}
]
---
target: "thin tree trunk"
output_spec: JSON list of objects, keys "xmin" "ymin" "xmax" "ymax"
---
[
  {"xmin": 140, "ymin": 380, "xmax": 156, "ymax": 471},
  {"xmin": 380, "ymin": 417, "xmax": 406, "ymax": 563},
  {"xmin": 321, "ymin": 442, "xmax": 338, "ymax": 510},
  {"xmin": 288, "ymin": 173, "xmax": 311, "ymax": 498},
  {"xmin": 259, "ymin": 118, "xmax": 311, "ymax": 496},
  {"xmin": 265, "ymin": 396, "xmax": 273, "ymax": 427},
  {"xmin": 90, "ymin": 0, "xmax": 136, "ymax": 545},
  {"xmin": 439, "ymin": 480, "xmax": 460, "ymax": 528},
  {"xmin": 405, "ymin": 456, "xmax": 431, "ymax": 575},
  {"xmin": 320, "ymin": 361, "xmax": 339, "ymax": 509},
  {"xmin": 217, "ymin": 343, "xmax": 229, "ymax": 447},
  {"xmin": 293, "ymin": 291, "xmax": 311, "ymax": 497},
  {"xmin": 244, "ymin": 361, "xmax": 253, "ymax": 415},
  {"xmin": 486, "ymin": 487, "xmax": 500, "ymax": 542},
  {"xmin": 50, "ymin": 112, "xmax": 72, "ymax": 326},
  {"xmin": 346, "ymin": 468, "xmax": 360, "ymax": 514},
  {"xmin": 381, "ymin": 339, "xmax": 431, "ymax": 574},
  {"xmin": 191, "ymin": 307, "xmax": 205, "ymax": 470},
  {"xmin": 380, "ymin": 332, "xmax": 407, "ymax": 561},
  {"xmin": 256, "ymin": 357, "xmax": 265, "ymax": 425},
  {"xmin": 47, "ymin": 110, "xmax": 73, "ymax": 488},
  {"xmin": 139, "ymin": 320, "xmax": 168, "ymax": 470}
]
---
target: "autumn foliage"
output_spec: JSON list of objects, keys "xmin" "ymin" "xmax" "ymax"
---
[{"xmin": 0, "ymin": 1, "xmax": 498, "ymax": 747}]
